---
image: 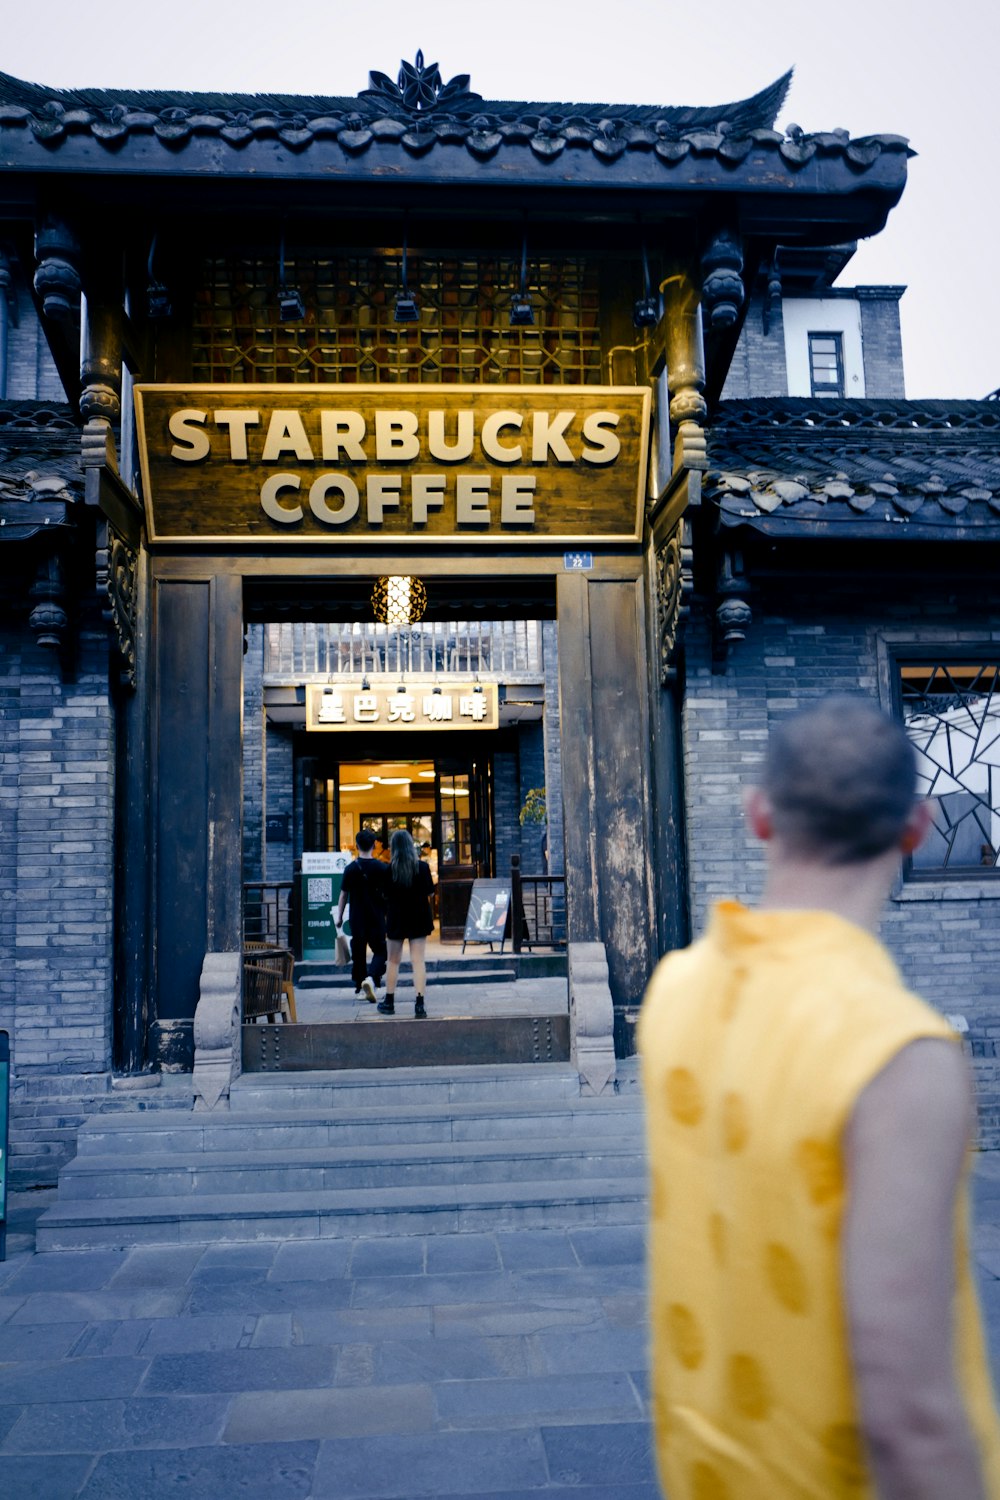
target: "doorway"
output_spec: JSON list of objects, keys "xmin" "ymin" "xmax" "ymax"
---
[{"xmin": 300, "ymin": 746, "xmax": 495, "ymax": 942}]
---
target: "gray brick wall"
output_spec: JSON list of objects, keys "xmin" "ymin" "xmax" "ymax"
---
[
  {"xmin": 681, "ymin": 579, "xmax": 1000, "ymax": 1026},
  {"xmin": 1, "ymin": 609, "xmax": 115, "ymax": 1183},
  {"xmin": 859, "ymin": 288, "xmax": 906, "ymax": 398},
  {"xmin": 720, "ymin": 294, "xmax": 788, "ymax": 400},
  {"xmin": 5, "ymin": 277, "xmax": 65, "ymax": 402}
]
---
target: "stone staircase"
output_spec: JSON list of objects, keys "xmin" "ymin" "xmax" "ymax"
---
[
  {"xmin": 294, "ymin": 952, "xmax": 566, "ymax": 990},
  {"xmin": 35, "ymin": 1061, "xmax": 647, "ymax": 1251}
]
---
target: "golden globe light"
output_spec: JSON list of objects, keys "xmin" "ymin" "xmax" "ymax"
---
[{"xmin": 372, "ymin": 576, "xmax": 427, "ymax": 625}]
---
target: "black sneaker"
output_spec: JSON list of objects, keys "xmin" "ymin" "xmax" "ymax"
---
[
  {"xmin": 414, "ymin": 999, "xmax": 427, "ymax": 1019},
  {"xmin": 376, "ymin": 998, "xmax": 395, "ymax": 1015}
]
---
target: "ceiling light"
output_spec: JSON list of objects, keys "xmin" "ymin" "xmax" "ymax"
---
[
  {"xmin": 394, "ymin": 223, "xmax": 419, "ymax": 323},
  {"xmin": 509, "ymin": 229, "xmax": 534, "ymax": 327},
  {"xmin": 339, "ymin": 782, "xmax": 371, "ymax": 792},
  {"xmin": 417, "ymin": 770, "xmax": 436, "ymax": 779},
  {"xmin": 277, "ymin": 224, "xmax": 306, "ymax": 322},
  {"xmin": 377, "ymin": 776, "xmax": 412, "ymax": 785},
  {"xmin": 372, "ymin": 576, "xmax": 427, "ymax": 625},
  {"xmin": 633, "ymin": 238, "xmax": 659, "ymax": 329}
]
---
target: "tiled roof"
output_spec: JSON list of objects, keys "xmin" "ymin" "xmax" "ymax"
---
[
  {"xmin": 0, "ymin": 62, "xmax": 910, "ymax": 175},
  {"xmin": 0, "ymin": 402, "xmax": 81, "ymax": 539},
  {"xmin": 705, "ymin": 399, "xmax": 1000, "ymax": 537}
]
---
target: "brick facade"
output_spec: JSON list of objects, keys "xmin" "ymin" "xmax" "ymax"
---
[
  {"xmin": 682, "ymin": 575, "xmax": 1000, "ymax": 1141},
  {"xmin": 1, "ymin": 608, "xmax": 117, "ymax": 1183}
]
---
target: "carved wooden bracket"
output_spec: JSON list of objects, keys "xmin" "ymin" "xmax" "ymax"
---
[
  {"xmin": 33, "ymin": 214, "xmax": 81, "ymax": 321},
  {"xmin": 28, "ymin": 549, "xmax": 69, "ymax": 650},
  {"xmin": 712, "ymin": 546, "xmax": 752, "ymax": 671},
  {"xmin": 96, "ymin": 521, "xmax": 138, "ymax": 689},
  {"xmin": 701, "ymin": 228, "xmax": 745, "ymax": 331},
  {"xmin": 655, "ymin": 520, "xmax": 693, "ymax": 686}
]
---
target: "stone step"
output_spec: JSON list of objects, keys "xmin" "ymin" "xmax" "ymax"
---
[
  {"xmin": 56, "ymin": 1135, "xmax": 646, "ymax": 1199},
  {"xmin": 72, "ymin": 1096, "xmax": 643, "ymax": 1157},
  {"xmin": 36, "ymin": 1175, "xmax": 648, "ymax": 1250},
  {"xmin": 229, "ymin": 1061, "xmax": 586, "ymax": 1111}
]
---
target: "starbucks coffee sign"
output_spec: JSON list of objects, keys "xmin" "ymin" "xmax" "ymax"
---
[{"xmin": 133, "ymin": 385, "xmax": 650, "ymax": 545}]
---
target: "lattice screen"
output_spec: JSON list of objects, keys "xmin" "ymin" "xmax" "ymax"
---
[{"xmin": 192, "ymin": 255, "xmax": 602, "ymax": 385}]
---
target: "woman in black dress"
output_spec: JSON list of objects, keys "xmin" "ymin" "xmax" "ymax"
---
[{"xmin": 376, "ymin": 828, "xmax": 435, "ymax": 1018}]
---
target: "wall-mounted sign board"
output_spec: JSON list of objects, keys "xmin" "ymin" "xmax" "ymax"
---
[
  {"xmin": 134, "ymin": 385, "xmax": 649, "ymax": 546},
  {"xmin": 306, "ymin": 680, "xmax": 499, "ymax": 732}
]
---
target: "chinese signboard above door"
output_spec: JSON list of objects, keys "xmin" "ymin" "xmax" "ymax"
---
[
  {"xmin": 134, "ymin": 386, "xmax": 649, "ymax": 546},
  {"xmin": 305, "ymin": 680, "xmax": 499, "ymax": 732}
]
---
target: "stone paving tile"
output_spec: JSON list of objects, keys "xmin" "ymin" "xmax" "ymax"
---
[
  {"xmin": 1, "ymin": 1250, "xmax": 127, "ymax": 1294},
  {"xmin": 1, "ymin": 1451, "xmax": 94, "ymax": 1499},
  {"xmin": 541, "ymin": 1420, "xmax": 657, "ymax": 1487},
  {"xmin": 184, "ymin": 1275, "xmax": 353, "ymax": 1318},
  {"xmin": 532, "ymin": 1325, "xmax": 648, "ymax": 1376},
  {"xmin": 602, "ymin": 1292, "xmax": 648, "ymax": 1329},
  {"xmin": 434, "ymin": 1370, "xmax": 642, "ymax": 1428},
  {"xmin": 425, "ymin": 1233, "xmax": 502, "ymax": 1275},
  {"xmin": 67, "ymin": 1320, "xmax": 153, "ymax": 1358},
  {"xmin": 0, "ymin": 1320, "xmax": 87, "ymax": 1361},
  {"xmin": 311, "ymin": 1429, "xmax": 548, "ymax": 1498},
  {"xmin": 6, "ymin": 1288, "xmax": 188, "ymax": 1325},
  {"xmin": 0, "ymin": 1293, "xmax": 28, "ymax": 1324},
  {"xmin": 373, "ymin": 1334, "xmax": 533, "ymax": 1384},
  {"xmin": 495, "ymin": 1229, "xmax": 580, "ymax": 1270},
  {"xmin": 431, "ymin": 1298, "xmax": 607, "ymax": 1339},
  {"xmin": 139, "ymin": 1312, "xmax": 257, "ymax": 1354},
  {"xmin": 142, "ymin": 1345, "xmax": 336, "ymax": 1395},
  {"xmin": 569, "ymin": 1226, "xmax": 646, "ymax": 1266},
  {"xmin": 77, "ymin": 1440, "xmax": 318, "ymax": 1498},
  {"xmin": 442, "ymin": 1490, "xmax": 660, "ymax": 1500},
  {"xmin": 348, "ymin": 1237, "xmax": 427, "ymax": 1277},
  {"xmin": 107, "ymin": 1246, "xmax": 205, "ymax": 1288},
  {"xmin": 0, "ymin": 1402, "xmax": 23, "ymax": 1442},
  {"xmin": 269, "ymin": 1240, "xmax": 353, "ymax": 1282},
  {"xmin": 334, "ymin": 1344, "xmax": 376, "ymax": 1385},
  {"xmin": 223, "ymin": 1383, "xmax": 434, "ymax": 1443},
  {"xmin": 2, "ymin": 1393, "xmax": 232, "ymax": 1454},
  {"xmin": 0, "ymin": 1356, "xmax": 148, "ymax": 1405},
  {"xmin": 512, "ymin": 1264, "xmax": 645, "ymax": 1298},
  {"xmin": 350, "ymin": 1272, "xmax": 517, "ymax": 1308}
]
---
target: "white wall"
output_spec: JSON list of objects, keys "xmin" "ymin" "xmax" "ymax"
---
[{"xmin": 782, "ymin": 297, "xmax": 865, "ymax": 398}]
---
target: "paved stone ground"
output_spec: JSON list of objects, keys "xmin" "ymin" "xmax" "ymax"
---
[{"xmin": 3, "ymin": 1156, "xmax": 1000, "ymax": 1498}]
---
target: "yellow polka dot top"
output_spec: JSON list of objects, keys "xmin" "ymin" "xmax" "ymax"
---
[{"xmin": 637, "ymin": 901, "xmax": 1000, "ymax": 1499}]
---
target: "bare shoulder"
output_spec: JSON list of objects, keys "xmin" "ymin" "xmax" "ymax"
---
[{"xmin": 846, "ymin": 1037, "xmax": 973, "ymax": 1195}]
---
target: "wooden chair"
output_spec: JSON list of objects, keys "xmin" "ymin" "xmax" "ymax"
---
[{"xmin": 243, "ymin": 944, "xmax": 297, "ymax": 1023}]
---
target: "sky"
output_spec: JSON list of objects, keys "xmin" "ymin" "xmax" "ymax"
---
[{"xmin": 5, "ymin": 0, "xmax": 998, "ymax": 399}]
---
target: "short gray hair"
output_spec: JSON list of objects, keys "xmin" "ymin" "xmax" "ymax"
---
[{"xmin": 763, "ymin": 697, "xmax": 918, "ymax": 865}]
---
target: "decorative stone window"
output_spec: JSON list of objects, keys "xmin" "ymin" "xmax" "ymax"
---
[
  {"xmin": 899, "ymin": 661, "xmax": 1000, "ymax": 876},
  {"xmin": 808, "ymin": 331, "xmax": 845, "ymax": 397}
]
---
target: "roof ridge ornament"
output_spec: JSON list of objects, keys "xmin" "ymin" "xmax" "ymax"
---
[{"xmin": 361, "ymin": 51, "xmax": 481, "ymax": 116}]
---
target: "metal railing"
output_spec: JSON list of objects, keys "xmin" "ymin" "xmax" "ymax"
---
[
  {"xmin": 264, "ymin": 619, "xmax": 543, "ymax": 681},
  {"xmin": 510, "ymin": 854, "xmax": 567, "ymax": 952}
]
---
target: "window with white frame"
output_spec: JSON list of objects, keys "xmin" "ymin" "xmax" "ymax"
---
[{"xmin": 899, "ymin": 661, "xmax": 1000, "ymax": 875}]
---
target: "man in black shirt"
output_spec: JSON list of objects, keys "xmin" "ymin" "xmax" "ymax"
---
[{"xmin": 336, "ymin": 828, "xmax": 389, "ymax": 1002}]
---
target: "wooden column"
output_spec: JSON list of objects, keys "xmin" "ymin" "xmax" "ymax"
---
[
  {"xmin": 150, "ymin": 568, "xmax": 243, "ymax": 1068},
  {"xmin": 556, "ymin": 570, "xmax": 656, "ymax": 1005}
]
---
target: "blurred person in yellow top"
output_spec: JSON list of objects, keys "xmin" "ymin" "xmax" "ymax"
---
[{"xmin": 638, "ymin": 696, "xmax": 1000, "ymax": 1499}]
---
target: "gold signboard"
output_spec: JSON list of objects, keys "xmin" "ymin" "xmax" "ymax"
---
[
  {"xmin": 133, "ymin": 385, "xmax": 650, "ymax": 546},
  {"xmin": 305, "ymin": 680, "xmax": 499, "ymax": 732}
]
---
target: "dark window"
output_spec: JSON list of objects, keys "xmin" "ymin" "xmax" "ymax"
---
[
  {"xmin": 899, "ymin": 661, "xmax": 1000, "ymax": 875},
  {"xmin": 808, "ymin": 331, "xmax": 845, "ymax": 397}
]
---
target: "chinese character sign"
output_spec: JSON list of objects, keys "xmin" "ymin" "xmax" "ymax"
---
[{"xmin": 306, "ymin": 680, "xmax": 499, "ymax": 732}]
